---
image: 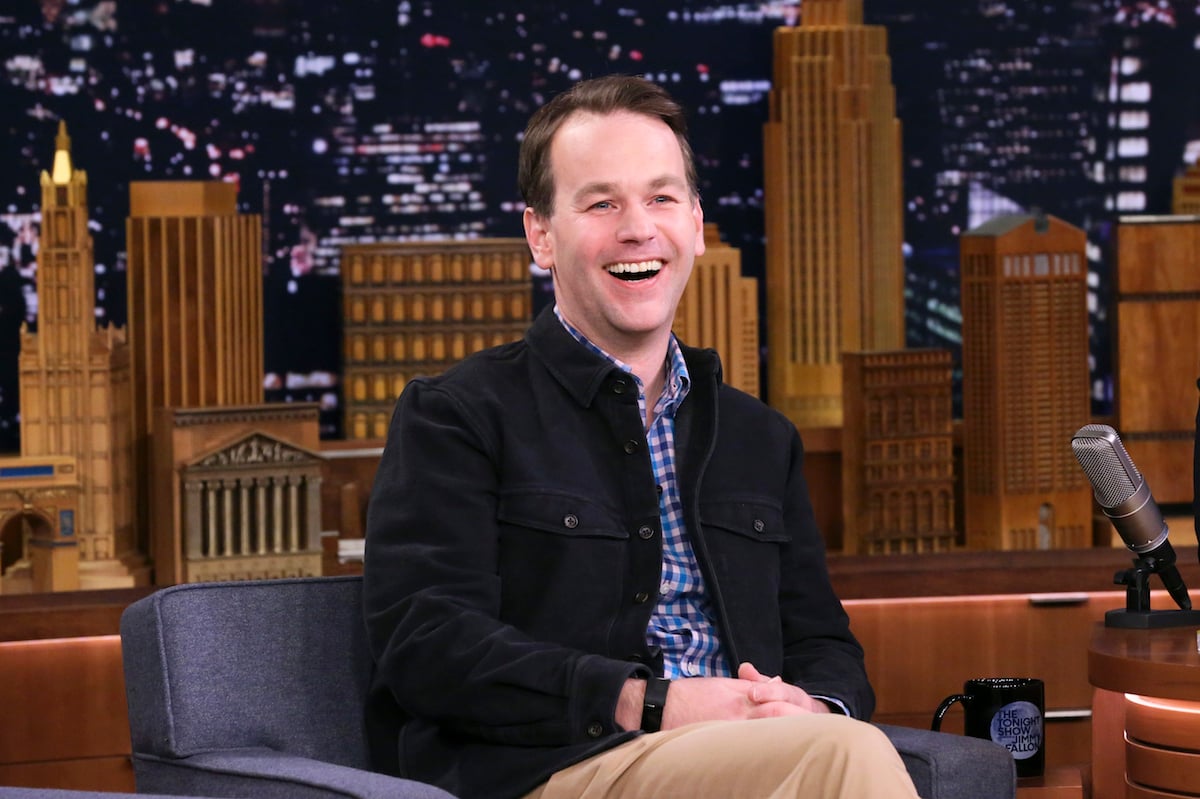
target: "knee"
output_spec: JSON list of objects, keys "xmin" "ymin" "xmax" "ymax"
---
[{"xmin": 806, "ymin": 716, "xmax": 903, "ymax": 768}]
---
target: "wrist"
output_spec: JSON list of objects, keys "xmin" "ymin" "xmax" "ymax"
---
[{"xmin": 616, "ymin": 678, "xmax": 647, "ymax": 731}]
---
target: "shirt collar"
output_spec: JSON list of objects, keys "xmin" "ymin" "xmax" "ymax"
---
[{"xmin": 553, "ymin": 305, "xmax": 691, "ymax": 411}]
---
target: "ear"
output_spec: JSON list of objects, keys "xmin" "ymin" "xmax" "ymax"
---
[
  {"xmin": 523, "ymin": 207, "xmax": 555, "ymax": 270},
  {"xmin": 691, "ymin": 197, "xmax": 705, "ymax": 258}
]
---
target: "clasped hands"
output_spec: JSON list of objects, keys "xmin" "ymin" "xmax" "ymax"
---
[{"xmin": 618, "ymin": 662, "xmax": 829, "ymax": 732}]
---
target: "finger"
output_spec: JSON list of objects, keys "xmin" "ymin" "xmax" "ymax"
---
[
  {"xmin": 737, "ymin": 662, "xmax": 765, "ymax": 682},
  {"xmin": 748, "ymin": 700, "xmax": 809, "ymax": 719},
  {"xmin": 749, "ymin": 678, "xmax": 787, "ymax": 704}
]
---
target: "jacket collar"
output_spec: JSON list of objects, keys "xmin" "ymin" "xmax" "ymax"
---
[{"xmin": 525, "ymin": 305, "xmax": 723, "ymax": 408}]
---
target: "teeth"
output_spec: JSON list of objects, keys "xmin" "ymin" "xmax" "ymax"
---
[{"xmin": 605, "ymin": 260, "xmax": 662, "ymax": 275}]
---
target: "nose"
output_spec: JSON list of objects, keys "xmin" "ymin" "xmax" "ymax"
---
[{"xmin": 616, "ymin": 203, "xmax": 656, "ymax": 243}]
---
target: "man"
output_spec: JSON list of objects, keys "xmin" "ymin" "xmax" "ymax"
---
[{"xmin": 363, "ymin": 74, "xmax": 919, "ymax": 799}]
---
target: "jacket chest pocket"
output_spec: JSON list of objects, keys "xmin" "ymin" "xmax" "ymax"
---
[
  {"xmin": 699, "ymin": 500, "xmax": 788, "ymax": 544},
  {"xmin": 496, "ymin": 491, "xmax": 631, "ymax": 642},
  {"xmin": 498, "ymin": 491, "xmax": 629, "ymax": 541}
]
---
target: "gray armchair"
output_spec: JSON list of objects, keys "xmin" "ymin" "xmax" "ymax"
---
[{"xmin": 120, "ymin": 576, "xmax": 1014, "ymax": 799}]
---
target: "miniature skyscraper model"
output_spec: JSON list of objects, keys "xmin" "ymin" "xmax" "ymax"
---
[
  {"xmin": 960, "ymin": 214, "xmax": 1091, "ymax": 550},
  {"xmin": 673, "ymin": 224, "xmax": 760, "ymax": 398},
  {"xmin": 0, "ymin": 122, "xmax": 147, "ymax": 591},
  {"xmin": 126, "ymin": 181, "xmax": 264, "ymax": 563},
  {"xmin": 763, "ymin": 0, "xmax": 905, "ymax": 428}
]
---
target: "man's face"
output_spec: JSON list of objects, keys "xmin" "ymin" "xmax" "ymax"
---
[{"xmin": 523, "ymin": 110, "xmax": 705, "ymax": 357}]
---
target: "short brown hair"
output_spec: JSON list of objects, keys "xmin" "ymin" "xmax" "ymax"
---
[{"xmin": 517, "ymin": 74, "xmax": 699, "ymax": 218}]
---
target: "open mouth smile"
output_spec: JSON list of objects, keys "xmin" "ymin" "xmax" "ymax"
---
[{"xmin": 604, "ymin": 259, "xmax": 663, "ymax": 281}]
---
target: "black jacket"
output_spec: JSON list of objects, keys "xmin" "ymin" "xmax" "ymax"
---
[{"xmin": 363, "ymin": 307, "xmax": 871, "ymax": 799}]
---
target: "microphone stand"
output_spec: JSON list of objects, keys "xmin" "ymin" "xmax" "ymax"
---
[{"xmin": 1106, "ymin": 555, "xmax": 1200, "ymax": 628}]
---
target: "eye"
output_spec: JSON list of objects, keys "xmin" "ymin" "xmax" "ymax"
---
[
  {"xmin": 652, "ymin": 195, "xmax": 676, "ymax": 204},
  {"xmin": 590, "ymin": 200, "xmax": 612, "ymax": 210}
]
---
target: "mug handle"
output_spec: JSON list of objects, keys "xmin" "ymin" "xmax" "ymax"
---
[{"xmin": 931, "ymin": 693, "xmax": 970, "ymax": 731}]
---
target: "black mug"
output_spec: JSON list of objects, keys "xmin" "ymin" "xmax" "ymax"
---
[{"xmin": 931, "ymin": 677, "xmax": 1045, "ymax": 778}]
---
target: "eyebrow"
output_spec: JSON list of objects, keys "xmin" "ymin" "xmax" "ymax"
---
[{"xmin": 571, "ymin": 174, "xmax": 688, "ymax": 205}]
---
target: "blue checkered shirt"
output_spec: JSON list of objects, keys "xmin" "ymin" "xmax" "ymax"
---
[{"xmin": 555, "ymin": 308, "xmax": 730, "ymax": 678}]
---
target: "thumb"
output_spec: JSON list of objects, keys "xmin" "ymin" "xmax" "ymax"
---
[{"xmin": 738, "ymin": 662, "xmax": 772, "ymax": 682}]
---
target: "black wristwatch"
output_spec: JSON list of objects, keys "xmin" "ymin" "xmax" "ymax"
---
[{"xmin": 640, "ymin": 677, "xmax": 671, "ymax": 733}]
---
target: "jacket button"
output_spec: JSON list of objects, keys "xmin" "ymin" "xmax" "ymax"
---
[
  {"xmin": 586, "ymin": 721, "xmax": 604, "ymax": 738},
  {"xmin": 623, "ymin": 440, "xmax": 640, "ymax": 454},
  {"xmin": 638, "ymin": 526, "xmax": 654, "ymax": 540},
  {"xmin": 612, "ymin": 379, "xmax": 628, "ymax": 394},
  {"xmin": 628, "ymin": 653, "xmax": 644, "ymax": 662},
  {"xmin": 563, "ymin": 514, "xmax": 579, "ymax": 529},
  {"xmin": 633, "ymin": 591, "xmax": 650, "ymax": 604},
  {"xmin": 753, "ymin": 519, "xmax": 765, "ymax": 532}
]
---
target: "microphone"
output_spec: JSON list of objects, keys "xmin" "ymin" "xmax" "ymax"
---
[{"xmin": 1071, "ymin": 423, "xmax": 1192, "ymax": 611}]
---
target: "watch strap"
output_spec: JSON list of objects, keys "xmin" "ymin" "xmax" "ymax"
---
[{"xmin": 640, "ymin": 676, "xmax": 670, "ymax": 733}]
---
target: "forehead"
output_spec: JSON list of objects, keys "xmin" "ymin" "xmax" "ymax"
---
[{"xmin": 549, "ymin": 110, "xmax": 686, "ymax": 183}]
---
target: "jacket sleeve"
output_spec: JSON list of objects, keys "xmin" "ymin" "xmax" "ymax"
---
[
  {"xmin": 362, "ymin": 379, "xmax": 644, "ymax": 747},
  {"xmin": 778, "ymin": 425, "xmax": 876, "ymax": 720}
]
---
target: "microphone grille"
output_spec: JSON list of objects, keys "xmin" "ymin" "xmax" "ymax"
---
[{"xmin": 1070, "ymin": 424, "xmax": 1140, "ymax": 508}]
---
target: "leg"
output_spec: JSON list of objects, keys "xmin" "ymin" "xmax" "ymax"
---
[{"xmin": 525, "ymin": 715, "xmax": 919, "ymax": 799}]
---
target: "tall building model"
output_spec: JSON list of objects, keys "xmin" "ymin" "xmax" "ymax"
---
[
  {"xmin": 763, "ymin": 0, "xmax": 905, "ymax": 428},
  {"xmin": 673, "ymin": 224, "xmax": 760, "ymax": 398},
  {"xmin": 0, "ymin": 122, "xmax": 145, "ymax": 592},
  {"xmin": 340, "ymin": 240, "xmax": 531, "ymax": 440},
  {"xmin": 960, "ymin": 213, "xmax": 1091, "ymax": 550},
  {"xmin": 125, "ymin": 181, "xmax": 264, "ymax": 558},
  {"xmin": 841, "ymin": 349, "xmax": 955, "ymax": 555},
  {"xmin": 1114, "ymin": 216, "xmax": 1200, "ymax": 503}
]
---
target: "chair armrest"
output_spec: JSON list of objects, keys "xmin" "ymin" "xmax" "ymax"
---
[
  {"xmin": 876, "ymin": 724, "xmax": 1016, "ymax": 799},
  {"xmin": 130, "ymin": 748, "xmax": 459, "ymax": 799}
]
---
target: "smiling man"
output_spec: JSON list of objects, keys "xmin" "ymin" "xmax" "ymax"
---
[{"xmin": 363, "ymin": 75, "xmax": 919, "ymax": 799}]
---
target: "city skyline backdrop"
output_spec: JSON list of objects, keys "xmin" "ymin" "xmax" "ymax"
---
[{"xmin": 2, "ymin": 0, "xmax": 1198, "ymax": 444}]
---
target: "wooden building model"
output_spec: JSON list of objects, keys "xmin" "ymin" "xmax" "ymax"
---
[
  {"xmin": 1172, "ymin": 161, "xmax": 1200, "ymax": 215},
  {"xmin": 960, "ymin": 213, "xmax": 1091, "ymax": 550},
  {"xmin": 340, "ymin": 239, "xmax": 531, "ymax": 440},
  {"xmin": 0, "ymin": 122, "xmax": 146, "ymax": 593},
  {"xmin": 842, "ymin": 349, "xmax": 956, "ymax": 555},
  {"xmin": 673, "ymin": 224, "xmax": 760, "ymax": 398},
  {"xmin": 150, "ymin": 404, "xmax": 324, "ymax": 585},
  {"xmin": 125, "ymin": 181, "xmax": 263, "ymax": 562},
  {"xmin": 763, "ymin": 0, "xmax": 905, "ymax": 427},
  {"xmin": 1114, "ymin": 216, "xmax": 1200, "ymax": 503}
]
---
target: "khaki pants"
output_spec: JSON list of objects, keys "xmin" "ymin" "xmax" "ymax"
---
[{"xmin": 523, "ymin": 715, "xmax": 920, "ymax": 799}]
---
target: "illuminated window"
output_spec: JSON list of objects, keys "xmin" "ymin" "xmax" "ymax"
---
[
  {"xmin": 1117, "ymin": 138, "xmax": 1148, "ymax": 157},
  {"xmin": 1117, "ymin": 192, "xmax": 1146, "ymax": 211},
  {"xmin": 1119, "ymin": 82, "xmax": 1151, "ymax": 102},
  {"xmin": 1118, "ymin": 165, "xmax": 1147, "ymax": 183},
  {"xmin": 1118, "ymin": 110, "xmax": 1149, "ymax": 130}
]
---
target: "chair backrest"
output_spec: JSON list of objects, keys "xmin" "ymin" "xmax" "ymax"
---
[{"xmin": 120, "ymin": 575, "xmax": 372, "ymax": 769}]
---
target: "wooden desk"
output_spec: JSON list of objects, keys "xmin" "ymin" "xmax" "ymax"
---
[{"xmin": 1089, "ymin": 623, "xmax": 1200, "ymax": 799}]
